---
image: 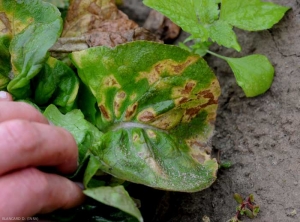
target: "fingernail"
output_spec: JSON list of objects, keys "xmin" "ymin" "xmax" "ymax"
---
[
  {"xmin": 75, "ymin": 182, "xmax": 85, "ymax": 190},
  {"xmin": 0, "ymin": 91, "xmax": 8, "ymax": 99}
]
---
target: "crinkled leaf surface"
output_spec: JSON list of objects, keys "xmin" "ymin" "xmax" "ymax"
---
[
  {"xmin": 220, "ymin": 0, "xmax": 290, "ymax": 31},
  {"xmin": 0, "ymin": 0, "xmax": 62, "ymax": 98},
  {"xmin": 44, "ymin": 105, "xmax": 103, "ymax": 167},
  {"xmin": 34, "ymin": 57, "xmax": 79, "ymax": 113},
  {"xmin": 84, "ymin": 186, "xmax": 143, "ymax": 222},
  {"xmin": 71, "ymin": 41, "xmax": 220, "ymax": 192},
  {"xmin": 225, "ymin": 54, "xmax": 274, "ymax": 97}
]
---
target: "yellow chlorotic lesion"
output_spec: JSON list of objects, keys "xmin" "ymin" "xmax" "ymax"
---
[
  {"xmin": 136, "ymin": 56, "xmax": 199, "ymax": 85},
  {"xmin": 114, "ymin": 91, "xmax": 126, "ymax": 118}
]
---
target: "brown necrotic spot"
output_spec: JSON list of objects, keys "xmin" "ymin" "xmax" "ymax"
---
[
  {"xmin": 138, "ymin": 110, "xmax": 156, "ymax": 122},
  {"xmin": 0, "ymin": 13, "xmax": 11, "ymax": 33},
  {"xmin": 125, "ymin": 102, "xmax": 138, "ymax": 120},
  {"xmin": 181, "ymin": 81, "xmax": 196, "ymax": 95},
  {"xmin": 103, "ymin": 75, "xmax": 120, "ymax": 88},
  {"xmin": 136, "ymin": 56, "xmax": 198, "ymax": 85},
  {"xmin": 99, "ymin": 104, "xmax": 110, "ymax": 120},
  {"xmin": 114, "ymin": 91, "xmax": 126, "ymax": 117}
]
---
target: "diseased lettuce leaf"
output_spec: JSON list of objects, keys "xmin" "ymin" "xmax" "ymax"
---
[
  {"xmin": 0, "ymin": 0, "xmax": 62, "ymax": 98},
  {"xmin": 71, "ymin": 41, "xmax": 220, "ymax": 192}
]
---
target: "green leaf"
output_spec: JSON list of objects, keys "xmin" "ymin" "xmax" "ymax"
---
[
  {"xmin": 84, "ymin": 155, "xmax": 102, "ymax": 188},
  {"xmin": 143, "ymin": 0, "xmax": 211, "ymax": 40},
  {"xmin": 84, "ymin": 186, "xmax": 143, "ymax": 222},
  {"xmin": 209, "ymin": 20, "xmax": 241, "ymax": 51},
  {"xmin": 77, "ymin": 81, "xmax": 101, "ymax": 126},
  {"xmin": 244, "ymin": 209, "xmax": 254, "ymax": 219},
  {"xmin": 71, "ymin": 41, "xmax": 220, "ymax": 192},
  {"xmin": 0, "ymin": 0, "xmax": 62, "ymax": 98},
  {"xmin": 220, "ymin": 0, "xmax": 290, "ymax": 31},
  {"xmin": 233, "ymin": 193, "xmax": 243, "ymax": 204},
  {"xmin": 224, "ymin": 54, "xmax": 274, "ymax": 97},
  {"xmin": 44, "ymin": 105, "xmax": 103, "ymax": 167},
  {"xmin": 34, "ymin": 57, "xmax": 79, "ymax": 112},
  {"xmin": 0, "ymin": 35, "xmax": 11, "ymax": 90},
  {"xmin": 42, "ymin": 0, "xmax": 69, "ymax": 20},
  {"xmin": 42, "ymin": 0, "xmax": 69, "ymax": 9},
  {"xmin": 196, "ymin": 0, "xmax": 219, "ymax": 24},
  {"xmin": 249, "ymin": 194, "xmax": 255, "ymax": 203},
  {"xmin": 253, "ymin": 205, "xmax": 260, "ymax": 216}
]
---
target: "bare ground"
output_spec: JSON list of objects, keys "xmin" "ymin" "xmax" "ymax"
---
[{"xmin": 121, "ymin": 0, "xmax": 300, "ymax": 221}]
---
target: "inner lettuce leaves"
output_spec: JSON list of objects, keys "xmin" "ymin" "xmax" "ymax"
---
[
  {"xmin": 70, "ymin": 41, "xmax": 221, "ymax": 192},
  {"xmin": 33, "ymin": 57, "xmax": 79, "ymax": 113},
  {"xmin": 0, "ymin": 0, "xmax": 62, "ymax": 98},
  {"xmin": 44, "ymin": 104, "xmax": 103, "ymax": 168}
]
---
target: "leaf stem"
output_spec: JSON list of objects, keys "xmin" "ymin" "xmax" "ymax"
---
[{"xmin": 207, "ymin": 50, "xmax": 228, "ymax": 60}]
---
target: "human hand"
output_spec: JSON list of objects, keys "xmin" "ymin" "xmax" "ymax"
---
[{"xmin": 0, "ymin": 91, "xmax": 85, "ymax": 217}]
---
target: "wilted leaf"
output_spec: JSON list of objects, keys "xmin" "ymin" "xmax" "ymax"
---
[
  {"xmin": 34, "ymin": 57, "xmax": 79, "ymax": 112},
  {"xmin": 71, "ymin": 41, "xmax": 220, "ymax": 192},
  {"xmin": 84, "ymin": 186, "xmax": 143, "ymax": 222},
  {"xmin": 143, "ymin": 10, "xmax": 181, "ymax": 41},
  {"xmin": 0, "ymin": 0, "xmax": 62, "ymax": 98},
  {"xmin": 58, "ymin": 0, "xmax": 159, "ymax": 49}
]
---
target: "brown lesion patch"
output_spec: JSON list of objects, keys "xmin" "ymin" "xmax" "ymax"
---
[
  {"xmin": 150, "ymin": 109, "xmax": 184, "ymax": 130},
  {"xmin": 186, "ymin": 139, "xmax": 213, "ymax": 164},
  {"xmin": 133, "ymin": 133, "xmax": 139, "ymax": 142},
  {"xmin": 103, "ymin": 75, "xmax": 121, "ymax": 88},
  {"xmin": 114, "ymin": 91, "xmax": 126, "ymax": 117},
  {"xmin": 99, "ymin": 104, "xmax": 110, "ymax": 120},
  {"xmin": 136, "ymin": 56, "xmax": 199, "ymax": 85},
  {"xmin": 146, "ymin": 129, "xmax": 156, "ymax": 138},
  {"xmin": 125, "ymin": 102, "xmax": 138, "ymax": 120},
  {"xmin": 182, "ymin": 80, "xmax": 220, "ymax": 122},
  {"xmin": 172, "ymin": 80, "xmax": 197, "ymax": 102},
  {"xmin": 137, "ymin": 108, "xmax": 156, "ymax": 123},
  {"xmin": 174, "ymin": 97, "xmax": 189, "ymax": 105},
  {"xmin": 0, "ymin": 12, "xmax": 11, "ymax": 34},
  {"xmin": 181, "ymin": 81, "xmax": 196, "ymax": 94}
]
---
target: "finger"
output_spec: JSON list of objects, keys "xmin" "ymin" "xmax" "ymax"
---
[
  {"xmin": 0, "ymin": 91, "xmax": 13, "ymax": 101},
  {"xmin": 0, "ymin": 167, "xmax": 85, "ymax": 217},
  {"xmin": 0, "ymin": 101, "xmax": 48, "ymax": 124},
  {"xmin": 0, "ymin": 120, "xmax": 78, "ymax": 175}
]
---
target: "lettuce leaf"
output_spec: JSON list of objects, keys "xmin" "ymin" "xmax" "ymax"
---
[{"xmin": 71, "ymin": 41, "xmax": 220, "ymax": 192}]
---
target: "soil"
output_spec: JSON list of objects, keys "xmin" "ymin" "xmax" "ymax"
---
[{"xmin": 120, "ymin": 0, "xmax": 300, "ymax": 221}]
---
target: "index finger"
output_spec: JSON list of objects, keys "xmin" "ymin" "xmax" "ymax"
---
[
  {"xmin": 0, "ymin": 120, "xmax": 78, "ymax": 176},
  {"xmin": 0, "ymin": 101, "xmax": 48, "ymax": 124}
]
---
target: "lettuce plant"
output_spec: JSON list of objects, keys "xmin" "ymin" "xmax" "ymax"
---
[
  {"xmin": 0, "ymin": 0, "xmax": 288, "ymax": 221},
  {"xmin": 0, "ymin": 0, "xmax": 221, "ymax": 220}
]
